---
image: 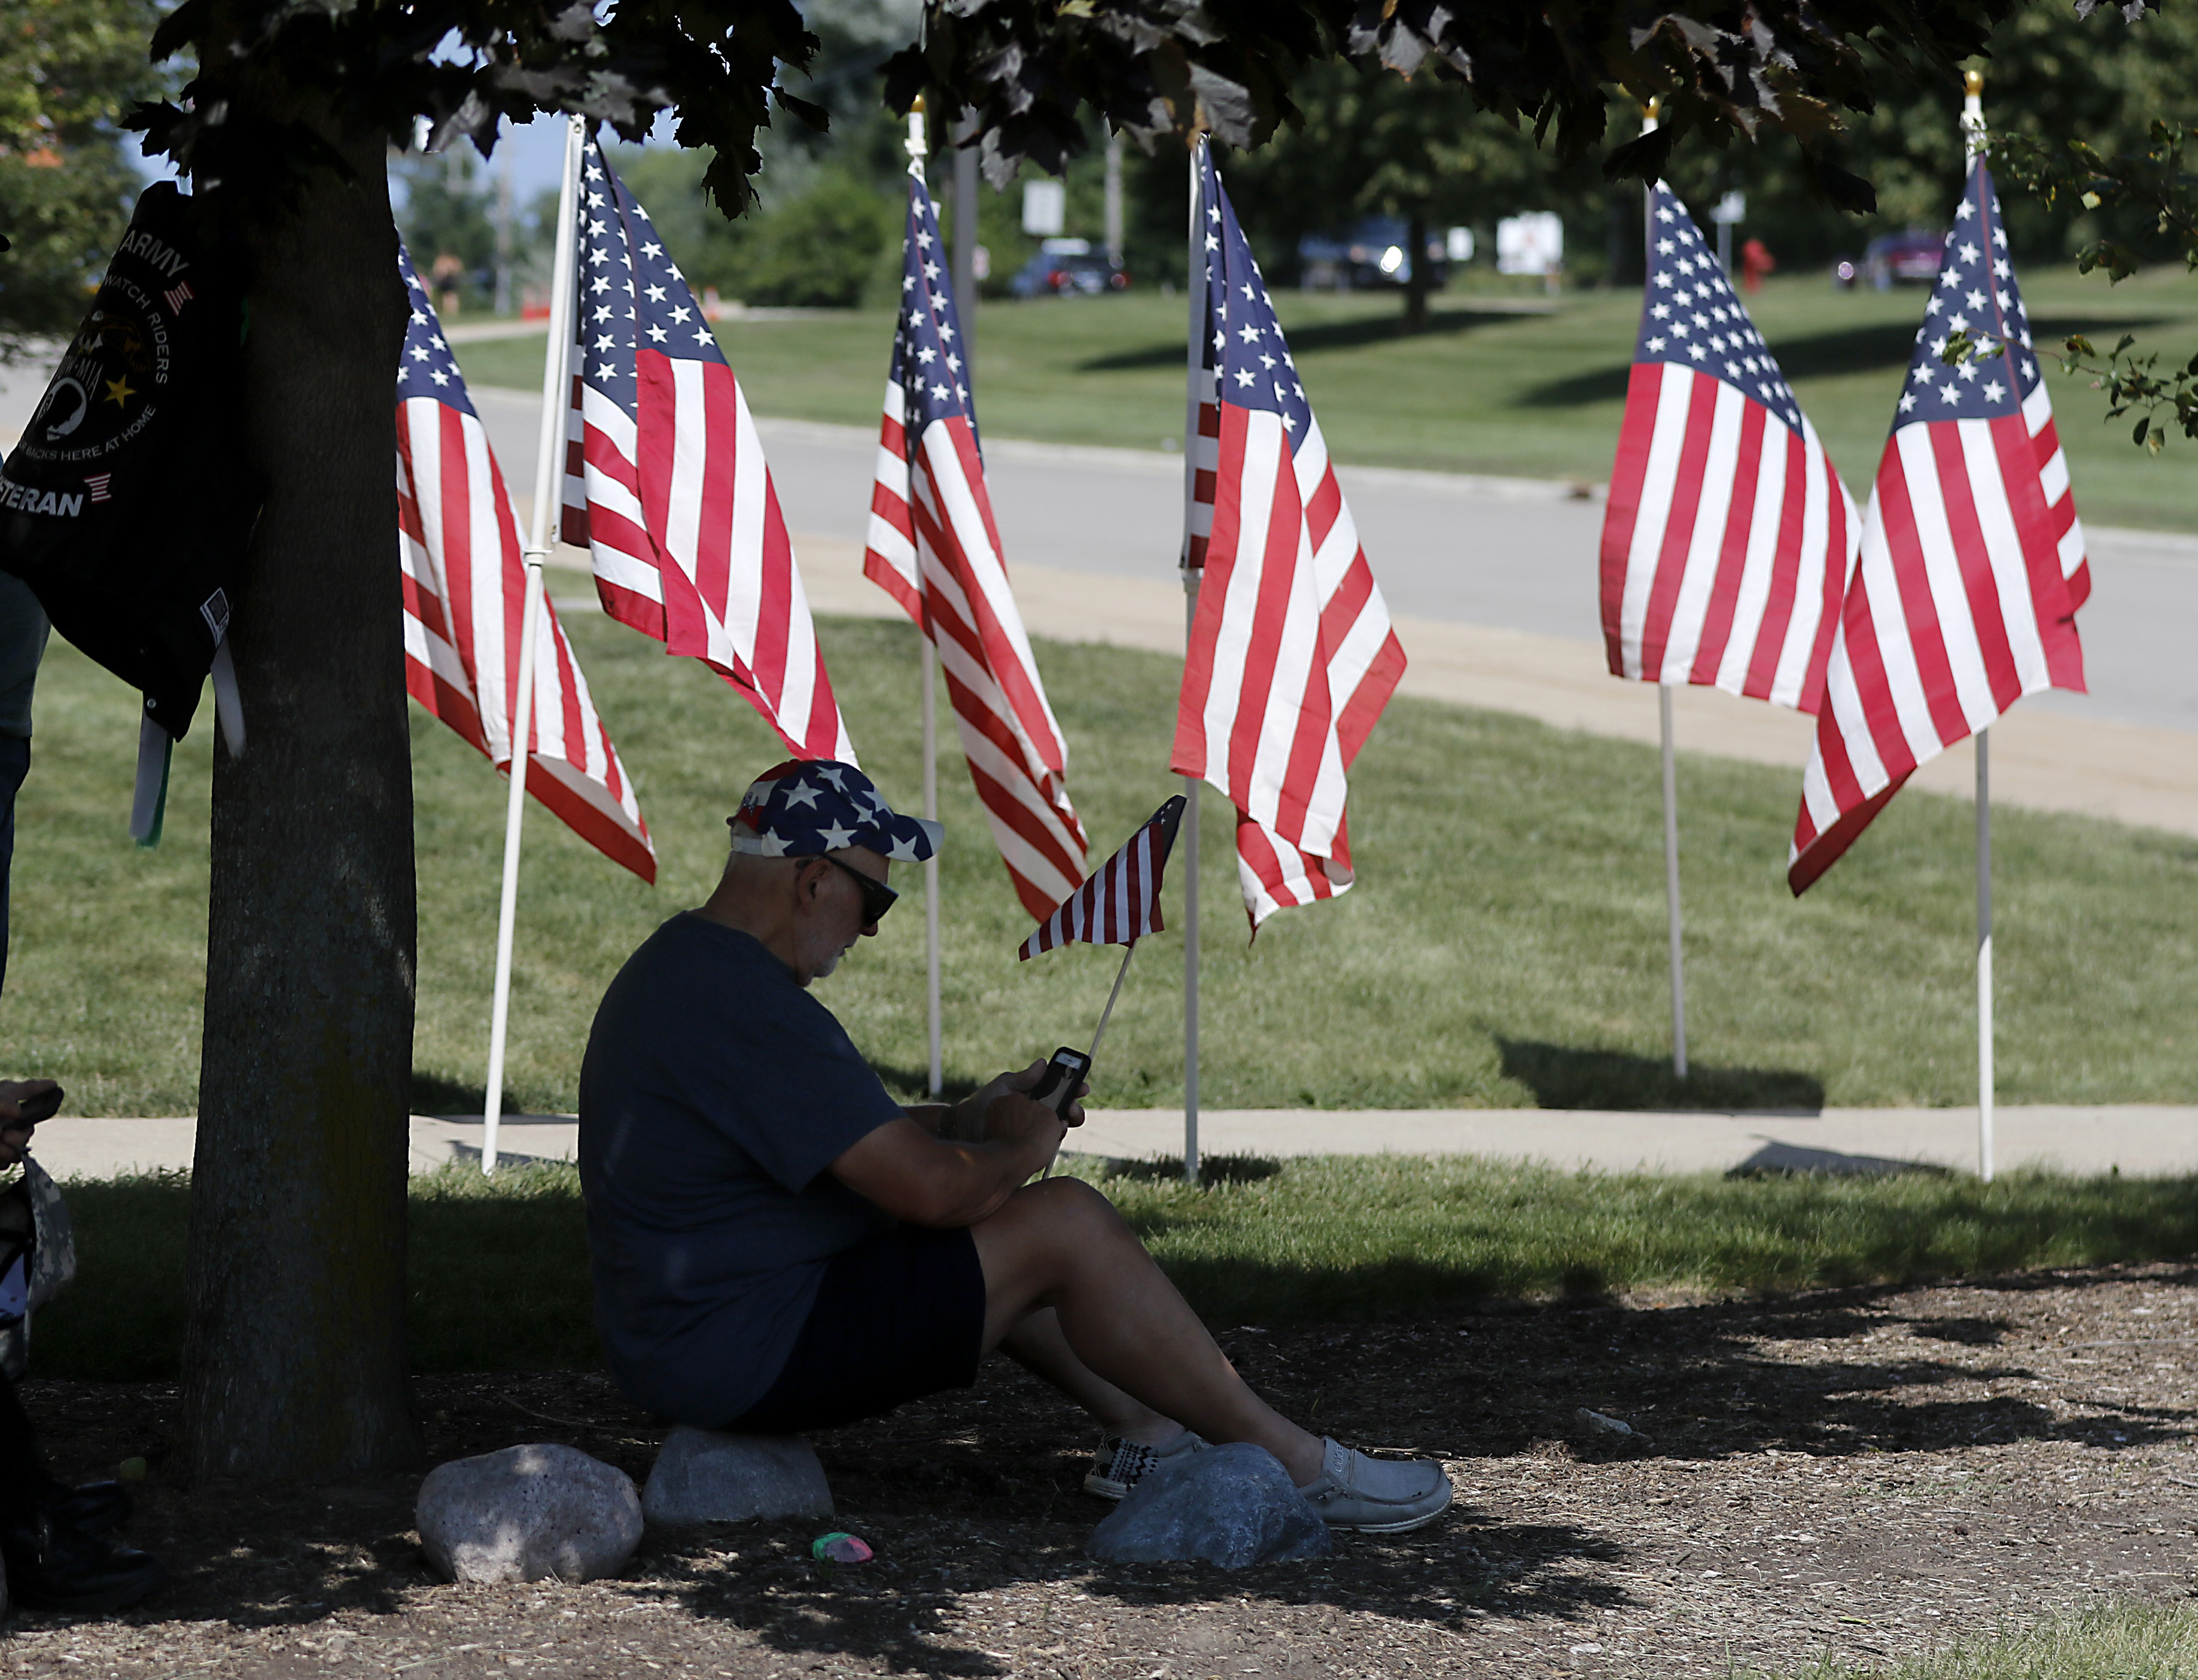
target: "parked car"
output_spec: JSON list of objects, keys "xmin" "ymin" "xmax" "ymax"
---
[
  {"xmin": 1009, "ymin": 239, "xmax": 1129, "ymax": 297},
  {"xmin": 1833, "ymin": 229, "xmax": 1945, "ymax": 289},
  {"xmin": 1297, "ymin": 216, "xmax": 1452, "ymax": 291}
]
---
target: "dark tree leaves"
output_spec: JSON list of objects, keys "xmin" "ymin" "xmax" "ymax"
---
[
  {"xmin": 890, "ymin": 1, "xmax": 2030, "ymax": 214},
  {"xmin": 133, "ymin": 0, "xmax": 829, "ymax": 221}
]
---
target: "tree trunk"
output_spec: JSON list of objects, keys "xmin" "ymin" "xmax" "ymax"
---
[
  {"xmin": 1403, "ymin": 211, "xmax": 1429, "ymax": 333},
  {"xmin": 182, "ymin": 101, "xmax": 421, "ymax": 1481}
]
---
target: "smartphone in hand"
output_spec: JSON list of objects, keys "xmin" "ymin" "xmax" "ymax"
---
[{"xmin": 1028, "ymin": 1048, "xmax": 1091, "ymax": 1120}]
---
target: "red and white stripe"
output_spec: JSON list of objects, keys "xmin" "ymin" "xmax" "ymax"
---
[
  {"xmin": 395, "ymin": 365, "xmax": 653, "ymax": 876},
  {"xmin": 1601, "ymin": 364, "xmax": 1857, "ymax": 712},
  {"xmin": 1181, "ymin": 361, "xmax": 1217, "ymax": 573},
  {"xmin": 1791, "ymin": 415, "xmax": 2084, "ymax": 893},
  {"xmin": 867, "ymin": 383, "xmax": 1088, "ymax": 919},
  {"xmin": 1173, "ymin": 399, "xmax": 1405, "ymax": 927},
  {"xmin": 2025, "ymin": 377, "xmax": 2089, "ymax": 609},
  {"xmin": 564, "ymin": 361, "xmax": 850, "ymax": 763},
  {"xmin": 1019, "ymin": 800, "xmax": 1181, "ymax": 959}
]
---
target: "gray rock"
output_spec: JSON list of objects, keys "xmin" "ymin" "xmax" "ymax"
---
[
  {"xmin": 642, "ymin": 1428, "xmax": 833, "ymax": 1526},
  {"xmin": 1089, "ymin": 1442, "xmax": 1332, "ymax": 1568},
  {"xmin": 416, "ymin": 1443, "xmax": 642, "ymax": 1585}
]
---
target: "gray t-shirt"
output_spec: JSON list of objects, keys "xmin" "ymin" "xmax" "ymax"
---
[{"xmin": 578, "ymin": 914, "xmax": 903, "ymax": 1424}]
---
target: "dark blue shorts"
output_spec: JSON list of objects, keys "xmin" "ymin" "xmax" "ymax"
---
[{"xmin": 728, "ymin": 1223, "xmax": 987, "ymax": 1433}]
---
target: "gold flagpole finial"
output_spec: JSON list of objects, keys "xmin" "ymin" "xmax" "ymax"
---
[{"xmin": 1964, "ymin": 68, "xmax": 1984, "ymax": 98}]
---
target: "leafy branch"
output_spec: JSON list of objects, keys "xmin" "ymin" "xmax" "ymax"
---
[{"xmin": 1989, "ymin": 120, "xmax": 2198, "ymax": 451}]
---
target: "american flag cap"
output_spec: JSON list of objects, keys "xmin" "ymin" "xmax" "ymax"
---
[{"xmin": 728, "ymin": 759, "xmax": 941, "ymax": 863}]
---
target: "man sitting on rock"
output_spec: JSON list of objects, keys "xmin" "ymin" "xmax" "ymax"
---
[{"xmin": 578, "ymin": 760, "xmax": 1451, "ymax": 1533}]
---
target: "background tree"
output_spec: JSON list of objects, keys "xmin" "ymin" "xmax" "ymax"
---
[
  {"xmin": 1095, "ymin": 2, "xmax": 2198, "ymax": 328},
  {"xmin": 391, "ymin": 150, "xmax": 508, "ymax": 313},
  {"xmin": 126, "ymin": 0, "xmax": 822, "ymax": 1483},
  {"xmin": 0, "ymin": 0, "xmax": 169, "ymax": 349}
]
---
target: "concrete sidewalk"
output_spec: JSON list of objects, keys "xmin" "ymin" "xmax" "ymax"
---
[{"xmin": 21, "ymin": 1104, "xmax": 2196, "ymax": 1181}]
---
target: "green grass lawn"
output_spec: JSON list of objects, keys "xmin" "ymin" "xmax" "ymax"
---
[
  {"xmin": 5, "ymin": 612, "xmax": 2197, "ymax": 1116},
  {"xmin": 1780, "ymin": 1602, "xmax": 2198, "ymax": 1679},
  {"xmin": 456, "ymin": 266, "xmax": 2198, "ymax": 534},
  {"xmin": 29, "ymin": 1156, "xmax": 2198, "ymax": 1380}
]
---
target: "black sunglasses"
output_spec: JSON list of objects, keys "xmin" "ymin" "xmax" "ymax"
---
[{"xmin": 808, "ymin": 853, "xmax": 898, "ymax": 925}]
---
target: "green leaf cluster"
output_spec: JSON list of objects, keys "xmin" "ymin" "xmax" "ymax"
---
[{"xmin": 0, "ymin": 0, "xmax": 170, "ymax": 345}]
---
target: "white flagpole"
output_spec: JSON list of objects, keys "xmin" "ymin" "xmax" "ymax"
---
[
  {"xmin": 907, "ymin": 101, "xmax": 944, "ymax": 1099},
  {"xmin": 1962, "ymin": 70, "xmax": 1994, "ymax": 1183},
  {"xmin": 923, "ymin": 640, "xmax": 941, "ymax": 1097},
  {"xmin": 1977, "ymin": 727, "xmax": 1993, "ymax": 1181},
  {"xmin": 1659, "ymin": 687, "xmax": 1688, "ymax": 1080},
  {"xmin": 1179, "ymin": 140, "xmax": 1205, "ymax": 1187},
  {"xmin": 1639, "ymin": 100, "xmax": 1688, "ymax": 1083},
  {"xmin": 482, "ymin": 112, "xmax": 583, "ymax": 1175}
]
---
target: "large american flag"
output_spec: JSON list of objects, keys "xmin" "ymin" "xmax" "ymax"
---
[
  {"xmin": 1600, "ymin": 184, "xmax": 1859, "ymax": 712},
  {"xmin": 1790, "ymin": 156, "xmax": 2086, "ymax": 894},
  {"xmin": 557, "ymin": 136, "xmax": 853, "ymax": 763},
  {"xmin": 864, "ymin": 167, "xmax": 1087, "ymax": 919},
  {"xmin": 394, "ymin": 245, "xmax": 655, "ymax": 882},
  {"xmin": 1172, "ymin": 143, "xmax": 1406, "ymax": 929},
  {"xmin": 1020, "ymin": 797, "xmax": 1184, "ymax": 960}
]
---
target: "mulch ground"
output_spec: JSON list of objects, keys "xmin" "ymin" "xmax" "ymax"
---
[{"xmin": 9, "ymin": 1261, "xmax": 2198, "ymax": 1678}]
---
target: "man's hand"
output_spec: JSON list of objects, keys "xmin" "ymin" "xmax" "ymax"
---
[
  {"xmin": 0, "ymin": 1079, "xmax": 60, "ymax": 1170},
  {"xmin": 981, "ymin": 1088, "xmax": 1068, "ymax": 1159},
  {"xmin": 947, "ymin": 1062, "xmax": 1088, "ymax": 1140}
]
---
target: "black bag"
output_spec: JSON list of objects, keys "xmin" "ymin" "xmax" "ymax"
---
[{"xmin": 0, "ymin": 181, "xmax": 260, "ymax": 742}]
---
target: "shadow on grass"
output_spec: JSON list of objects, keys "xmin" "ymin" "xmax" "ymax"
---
[
  {"xmin": 32, "ymin": 1159, "xmax": 2198, "ymax": 1377},
  {"xmin": 1497, "ymin": 1036, "xmax": 1824, "ymax": 1112},
  {"xmin": 1076, "ymin": 305, "xmax": 1542, "ymax": 372},
  {"xmin": 1095, "ymin": 1151, "xmax": 1283, "ymax": 1187},
  {"xmin": 408, "ymin": 1070, "xmax": 523, "ymax": 1116},
  {"xmin": 1515, "ymin": 314, "xmax": 2170, "ymax": 408}
]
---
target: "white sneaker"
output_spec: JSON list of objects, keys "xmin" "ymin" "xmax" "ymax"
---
[
  {"xmin": 1296, "ymin": 1437, "xmax": 1453, "ymax": 1533},
  {"xmin": 1083, "ymin": 1428, "xmax": 1206, "ymax": 1500}
]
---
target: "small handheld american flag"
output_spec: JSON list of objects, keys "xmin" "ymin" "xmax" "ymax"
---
[
  {"xmin": 1018, "ymin": 797, "xmax": 1188, "ymax": 1134},
  {"xmin": 1019, "ymin": 797, "xmax": 1186, "ymax": 961}
]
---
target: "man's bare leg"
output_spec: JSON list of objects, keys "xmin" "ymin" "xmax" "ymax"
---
[
  {"xmin": 972, "ymin": 1177, "xmax": 1324, "ymax": 1485},
  {"xmin": 999, "ymin": 1309, "xmax": 1186, "ymax": 1446}
]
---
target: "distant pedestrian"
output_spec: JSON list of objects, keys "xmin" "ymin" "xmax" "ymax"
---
[{"xmin": 1741, "ymin": 237, "xmax": 1777, "ymax": 293}]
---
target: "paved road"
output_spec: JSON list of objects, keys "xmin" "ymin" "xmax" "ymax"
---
[
  {"xmin": 8, "ymin": 356, "xmax": 2196, "ymax": 735},
  {"xmin": 471, "ymin": 390, "xmax": 2198, "ymax": 739}
]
